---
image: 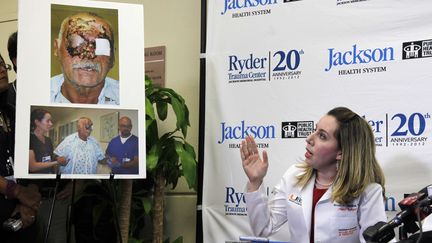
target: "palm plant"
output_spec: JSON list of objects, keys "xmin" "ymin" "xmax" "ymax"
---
[
  {"xmin": 144, "ymin": 76, "xmax": 198, "ymax": 243},
  {"xmin": 81, "ymin": 77, "xmax": 197, "ymax": 243}
]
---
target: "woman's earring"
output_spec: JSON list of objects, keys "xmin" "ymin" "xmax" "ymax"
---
[{"xmin": 336, "ymin": 160, "xmax": 340, "ymax": 171}]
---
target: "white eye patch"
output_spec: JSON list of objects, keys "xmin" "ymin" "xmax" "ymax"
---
[{"xmin": 95, "ymin": 38, "xmax": 111, "ymax": 56}]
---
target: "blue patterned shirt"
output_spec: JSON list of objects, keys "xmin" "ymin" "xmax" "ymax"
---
[{"xmin": 55, "ymin": 133, "xmax": 105, "ymax": 174}]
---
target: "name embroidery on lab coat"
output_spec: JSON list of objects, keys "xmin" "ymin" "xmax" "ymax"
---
[
  {"xmin": 338, "ymin": 226, "xmax": 357, "ymax": 237},
  {"xmin": 288, "ymin": 193, "xmax": 302, "ymax": 206},
  {"xmin": 333, "ymin": 203, "xmax": 358, "ymax": 212}
]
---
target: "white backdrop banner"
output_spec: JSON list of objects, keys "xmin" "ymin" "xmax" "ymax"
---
[{"xmin": 203, "ymin": 0, "xmax": 432, "ymax": 242}]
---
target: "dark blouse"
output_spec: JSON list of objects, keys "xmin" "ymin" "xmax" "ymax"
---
[{"xmin": 30, "ymin": 133, "xmax": 54, "ymax": 174}]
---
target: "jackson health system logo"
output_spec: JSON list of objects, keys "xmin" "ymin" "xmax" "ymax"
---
[
  {"xmin": 324, "ymin": 44, "xmax": 395, "ymax": 75},
  {"xmin": 227, "ymin": 49, "xmax": 304, "ymax": 83},
  {"xmin": 220, "ymin": 0, "xmax": 299, "ymax": 18},
  {"xmin": 217, "ymin": 120, "xmax": 314, "ymax": 148}
]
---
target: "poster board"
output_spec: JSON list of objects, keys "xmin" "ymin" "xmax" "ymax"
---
[{"xmin": 15, "ymin": 0, "xmax": 145, "ymax": 179}]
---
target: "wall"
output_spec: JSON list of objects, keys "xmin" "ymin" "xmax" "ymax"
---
[
  {"xmin": 0, "ymin": 0, "xmax": 18, "ymax": 82},
  {"xmin": 0, "ymin": 0, "xmax": 200, "ymax": 242}
]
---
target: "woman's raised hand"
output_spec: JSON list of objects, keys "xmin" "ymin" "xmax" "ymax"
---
[{"xmin": 240, "ymin": 135, "xmax": 268, "ymax": 192}]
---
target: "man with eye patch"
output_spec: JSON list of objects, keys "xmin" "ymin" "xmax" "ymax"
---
[
  {"xmin": 51, "ymin": 12, "xmax": 119, "ymax": 105},
  {"xmin": 54, "ymin": 117, "xmax": 105, "ymax": 174}
]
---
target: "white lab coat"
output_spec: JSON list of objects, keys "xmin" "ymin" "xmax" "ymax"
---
[
  {"xmin": 245, "ymin": 164, "xmax": 387, "ymax": 243},
  {"xmin": 423, "ymin": 214, "xmax": 432, "ymax": 232}
]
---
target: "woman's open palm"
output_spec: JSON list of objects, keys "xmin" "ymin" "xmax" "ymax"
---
[{"xmin": 240, "ymin": 136, "xmax": 269, "ymax": 190}]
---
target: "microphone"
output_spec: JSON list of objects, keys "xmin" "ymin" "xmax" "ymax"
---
[
  {"xmin": 418, "ymin": 195, "xmax": 432, "ymax": 208},
  {"xmin": 399, "ymin": 186, "xmax": 432, "ymax": 234},
  {"xmin": 363, "ymin": 221, "xmax": 395, "ymax": 243},
  {"xmin": 363, "ymin": 185, "xmax": 432, "ymax": 243},
  {"xmin": 393, "ymin": 191, "xmax": 427, "ymax": 234}
]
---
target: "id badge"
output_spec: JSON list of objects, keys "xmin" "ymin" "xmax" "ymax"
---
[
  {"xmin": 4, "ymin": 175, "xmax": 15, "ymax": 182},
  {"xmin": 42, "ymin": 155, "xmax": 51, "ymax": 162}
]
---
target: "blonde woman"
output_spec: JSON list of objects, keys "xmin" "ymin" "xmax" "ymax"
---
[{"xmin": 241, "ymin": 107, "xmax": 386, "ymax": 243}]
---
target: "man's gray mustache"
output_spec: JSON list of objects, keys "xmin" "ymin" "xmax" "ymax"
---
[{"xmin": 72, "ymin": 62, "xmax": 101, "ymax": 72}]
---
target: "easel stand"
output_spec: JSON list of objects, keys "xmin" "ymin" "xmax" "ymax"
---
[
  {"xmin": 109, "ymin": 173, "xmax": 123, "ymax": 243},
  {"xmin": 44, "ymin": 173, "xmax": 61, "ymax": 243},
  {"xmin": 66, "ymin": 179, "xmax": 76, "ymax": 243},
  {"xmin": 45, "ymin": 174, "xmax": 122, "ymax": 243}
]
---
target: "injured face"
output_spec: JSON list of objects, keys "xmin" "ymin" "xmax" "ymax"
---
[
  {"xmin": 55, "ymin": 13, "xmax": 116, "ymax": 89},
  {"xmin": 65, "ymin": 17, "xmax": 112, "ymax": 59}
]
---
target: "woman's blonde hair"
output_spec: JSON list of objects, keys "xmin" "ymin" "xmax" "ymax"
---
[{"xmin": 296, "ymin": 107, "xmax": 385, "ymax": 204}]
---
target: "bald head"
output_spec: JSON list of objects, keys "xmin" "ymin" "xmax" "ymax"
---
[
  {"xmin": 77, "ymin": 117, "xmax": 93, "ymax": 140},
  {"xmin": 119, "ymin": 116, "xmax": 132, "ymax": 138}
]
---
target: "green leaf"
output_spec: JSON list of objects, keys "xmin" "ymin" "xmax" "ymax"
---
[
  {"xmin": 174, "ymin": 140, "xmax": 184, "ymax": 155},
  {"xmin": 145, "ymin": 119, "xmax": 154, "ymax": 132},
  {"xmin": 160, "ymin": 90, "xmax": 186, "ymax": 131},
  {"xmin": 185, "ymin": 105, "xmax": 190, "ymax": 126},
  {"xmin": 180, "ymin": 148, "xmax": 197, "ymax": 190},
  {"xmin": 183, "ymin": 142, "xmax": 196, "ymax": 159},
  {"xmin": 141, "ymin": 197, "xmax": 152, "ymax": 214},
  {"xmin": 181, "ymin": 123, "xmax": 188, "ymax": 138},
  {"xmin": 164, "ymin": 159, "xmax": 181, "ymax": 189},
  {"xmin": 146, "ymin": 121, "xmax": 159, "ymax": 149},
  {"xmin": 147, "ymin": 144, "xmax": 160, "ymax": 171},
  {"xmin": 156, "ymin": 101, "xmax": 168, "ymax": 120},
  {"xmin": 159, "ymin": 130, "xmax": 176, "ymax": 140},
  {"xmin": 172, "ymin": 236, "xmax": 183, "ymax": 243},
  {"xmin": 171, "ymin": 96, "xmax": 185, "ymax": 129},
  {"xmin": 162, "ymin": 87, "xmax": 185, "ymax": 104},
  {"xmin": 145, "ymin": 75, "xmax": 152, "ymax": 88},
  {"xmin": 145, "ymin": 97, "xmax": 155, "ymax": 119}
]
